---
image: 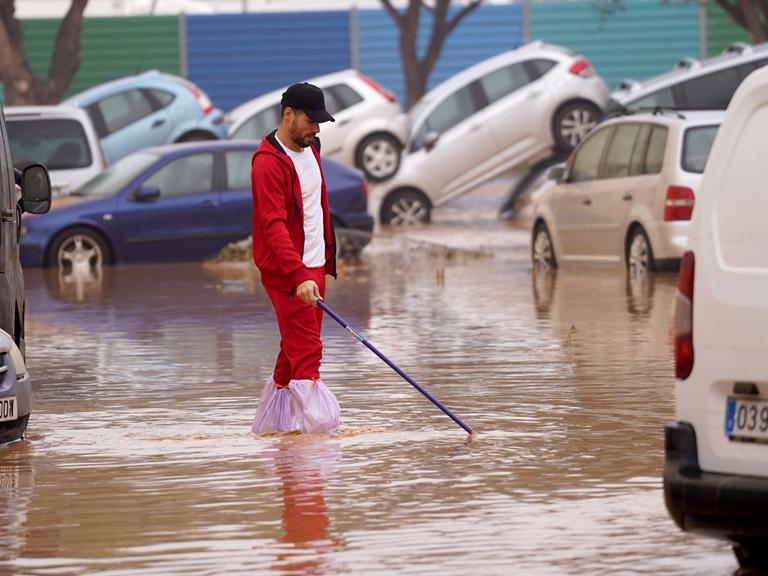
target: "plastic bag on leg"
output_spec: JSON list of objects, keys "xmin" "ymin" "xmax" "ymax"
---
[
  {"xmin": 252, "ymin": 377, "xmax": 299, "ymax": 433},
  {"xmin": 288, "ymin": 379, "xmax": 340, "ymax": 434}
]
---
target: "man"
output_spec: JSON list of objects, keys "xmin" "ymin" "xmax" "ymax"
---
[{"xmin": 250, "ymin": 82, "xmax": 339, "ymax": 434}]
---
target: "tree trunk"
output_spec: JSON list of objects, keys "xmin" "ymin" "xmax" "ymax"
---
[
  {"xmin": 382, "ymin": 0, "xmax": 482, "ymax": 110},
  {"xmin": 0, "ymin": 0, "xmax": 89, "ymax": 105},
  {"xmin": 712, "ymin": 0, "xmax": 768, "ymax": 43}
]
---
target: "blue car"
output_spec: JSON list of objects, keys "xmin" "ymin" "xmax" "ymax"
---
[
  {"xmin": 61, "ymin": 71, "xmax": 228, "ymax": 165},
  {"xmin": 20, "ymin": 141, "xmax": 374, "ymax": 272}
]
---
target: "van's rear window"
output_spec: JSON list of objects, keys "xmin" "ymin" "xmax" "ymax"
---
[
  {"xmin": 682, "ymin": 125, "xmax": 719, "ymax": 173},
  {"xmin": 6, "ymin": 118, "xmax": 93, "ymax": 170}
]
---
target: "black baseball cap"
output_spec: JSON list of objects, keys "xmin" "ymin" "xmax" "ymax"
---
[{"xmin": 280, "ymin": 82, "xmax": 335, "ymax": 123}]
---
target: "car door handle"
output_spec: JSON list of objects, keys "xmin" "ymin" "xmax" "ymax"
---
[
  {"xmin": 469, "ymin": 123, "xmax": 483, "ymax": 132},
  {"xmin": 201, "ymin": 199, "xmax": 218, "ymax": 207},
  {"xmin": 337, "ymin": 118, "xmax": 351, "ymax": 127},
  {"xmin": 1, "ymin": 209, "xmax": 15, "ymax": 222},
  {"xmin": 582, "ymin": 199, "xmax": 592, "ymax": 206},
  {"xmin": 527, "ymin": 89, "xmax": 543, "ymax": 100},
  {"xmin": 622, "ymin": 194, "xmax": 633, "ymax": 201},
  {"xmin": 151, "ymin": 118, "xmax": 166, "ymax": 128}
]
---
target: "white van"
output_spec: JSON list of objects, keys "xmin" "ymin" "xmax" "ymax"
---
[{"xmin": 664, "ymin": 66, "xmax": 768, "ymax": 568}]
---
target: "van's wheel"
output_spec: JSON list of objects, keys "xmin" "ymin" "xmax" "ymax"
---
[
  {"xmin": 532, "ymin": 222, "xmax": 557, "ymax": 268},
  {"xmin": 48, "ymin": 227, "xmax": 112, "ymax": 274},
  {"xmin": 355, "ymin": 134, "xmax": 402, "ymax": 182},
  {"xmin": 626, "ymin": 226, "xmax": 655, "ymax": 273},
  {"xmin": 552, "ymin": 101, "xmax": 601, "ymax": 151},
  {"xmin": 734, "ymin": 542, "xmax": 768, "ymax": 568},
  {"xmin": 380, "ymin": 189, "xmax": 431, "ymax": 226}
]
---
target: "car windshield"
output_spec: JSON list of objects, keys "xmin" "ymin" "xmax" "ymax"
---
[
  {"xmin": 74, "ymin": 152, "xmax": 159, "ymax": 197},
  {"xmin": 7, "ymin": 118, "xmax": 93, "ymax": 170},
  {"xmin": 407, "ymin": 98, "xmax": 432, "ymax": 130},
  {"xmin": 681, "ymin": 124, "xmax": 719, "ymax": 173}
]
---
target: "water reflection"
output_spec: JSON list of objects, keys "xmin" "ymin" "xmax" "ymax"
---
[{"xmin": 265, "ymin": 438, "xmax": 342, "ymax": 575}]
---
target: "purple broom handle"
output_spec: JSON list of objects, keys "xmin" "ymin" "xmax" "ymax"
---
[{"xmin": 317, "ymin": 299, "xmax": 473, "ymax": 435}]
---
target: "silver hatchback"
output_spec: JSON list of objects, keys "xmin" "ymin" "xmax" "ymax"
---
[{"xmin": 531, "ymin": 110, "xmax": 723, "ymax": 272}]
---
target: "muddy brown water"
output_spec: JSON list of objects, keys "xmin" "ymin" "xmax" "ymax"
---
[{"xmin": 0, "ymin": 226, "xmax": 739, "ymax": 575}]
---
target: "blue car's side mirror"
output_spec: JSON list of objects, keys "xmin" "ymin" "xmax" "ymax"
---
[{"xmin": 134, "ymin": 186, "xmax": 160, "ymax": 202}]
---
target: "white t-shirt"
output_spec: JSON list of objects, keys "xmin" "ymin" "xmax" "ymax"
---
[{"xmin": 275, "ymin": 134, "xmax": 325, "ymax": 268}]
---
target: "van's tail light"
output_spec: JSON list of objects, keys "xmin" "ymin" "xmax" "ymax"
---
[
  {"xmin": 358, "ymin": 73, "xmax": 396, "ymax": 103},
  {"xmin": 188, "ymin": 86, "xmax": 214, "ymax": 115},
  {"xmin": 664, "ymin": 186, "xmax": 695, "ymax": 221},
  {"xmin": 568, "ymin": 59, "xmax": 595, "ymax": 78},
  {"xmin": 675, "ymin": 251, "xmax": 695, "ymax": 379}
]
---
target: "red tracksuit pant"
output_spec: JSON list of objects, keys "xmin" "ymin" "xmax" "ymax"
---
[{"xmin": 265, "ymin": 267, "xmax": 326, "ymax": 387}]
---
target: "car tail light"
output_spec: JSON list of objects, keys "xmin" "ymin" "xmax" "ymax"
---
[
  {"xmin": 357, "ymin": 73, "xmax": 396, "ymax": 103},
  {"xmin": 361, "ymin": 180, "xmax": 368, "ymax": 196},
  {"xmin": 188, "ymin": 86, "xmax": 214, "ymax": 115},
  {"xmin": 675, "ymin": 251, "xmax": 695, "ymax": 379},
  {"xmin": 568, "ymin": 59, "xmax": 594, "ymax": 78},
  {"xmin": 664, "ymin": 186, "xmax": 695, "ymax": 221}
]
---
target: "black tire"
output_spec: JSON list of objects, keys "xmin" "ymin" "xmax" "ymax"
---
[
  {"xmin": 734, "ymin": 542, "xmax": 768, "ymax": 569},
  {"xmin": 380, "ymin": 189, "xmax": 431, "ymax": 226},
  {"xmin": 552, "ymin": 101, "xmax": 602, "ymax": 152},
  {"xmin": 47, "ymin": 227, "xmax": 112, "ymax": 272},
  {"xmin": 532, "ymin": 222, "xmax": 557, "ymax": 268},
  {"xmin": 499, "ymin": 153, "xmax": 569, "ymax": 219},
  {"xmin": 355, "ymin": 133, "xmax": 402, "ymax": 182},
  {"xmin": 626, "ymin": 226, "xmax": 655, "ymax": 273}
]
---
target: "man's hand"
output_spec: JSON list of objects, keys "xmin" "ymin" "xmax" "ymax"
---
[{"xmin": 295, "ymin": 280, "xmax": 321, "ymax": 306}]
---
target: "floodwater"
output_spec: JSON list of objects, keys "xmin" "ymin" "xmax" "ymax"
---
[{"xmin": 0, "ymin": 212, "xmax": 742, "ymax": 574}]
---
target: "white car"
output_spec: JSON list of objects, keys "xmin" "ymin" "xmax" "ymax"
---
[
  {"xmin": 0, "ymin": 329, "xmax": 31, "ymax": 445},
  {"xmin": 226, "ymin": 69, "xmax": 408, "ymax": 182},
  {"xmin": 530, "ymin": 110, "xmax": 723, "ymax": 272},
  {"xmin": 665, "ymin": 66, "xmax": 768, "ymax": 569},
  {"xmin": 370, "ymin": 41, "xmax": 609, "ymax": 225},
  {"xmin": 5, "ymin": 106, "xmax": 106, "ymax": 197}
]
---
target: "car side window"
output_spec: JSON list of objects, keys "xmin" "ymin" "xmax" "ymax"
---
[
  {"xmin": 327, "ymin": 84, "xmax": 364, "ymax": 112},
  {"xmin": 628, "ymin": 125, "xmax": 651, "ymax": 176},
  {"xmin": 225, "ymin": 150, "xmax": 253, "ymax": 190},
  {"xmin": 628, "ymin": 87, "xmax": 675, "ymax": 111},
  {"xmin": 478, "ymin": 63, "xmax": 530, "ymax": 105},
  {"xmin": 143, "ymin": 153, "xmax": 214, "ymax": 198},
  {"xmin": 644, "ymin": 126, "xmax": 668, "ymax": 174},
  {"xmin": 233, "ymin": 104, "xmax": 281, "ymax": 140},
  {"xmin": 96, "ymin": 89, "xmax": 155, "ymax": 135},
  {"xmin": 146, "ymin": 89, "xmax": 175, "ymax": 110},
  {"xmin": 412, "ymin": 84, "xmax": 477, "ymax": 151},
  {"xmin": 602, "ymin": 124, "xmax": 641, "ymax": 179},
  {"xmin": 679, "ymin": 68, "xmax": 741, "ymax": 108},
  {"xmin": 569, "ymin": 126, "xmax": 612, "ymax": 183},
  {"xmin": 525, "ymin": 59, "xmax": 557, "ymax": 81}
]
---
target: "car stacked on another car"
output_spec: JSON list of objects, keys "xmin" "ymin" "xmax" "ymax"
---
[
  {"xmin": 369, "ymin": 41, "xmax": 609, "ymax": 226},
  {"xmin": 607, "ymin": 41, "xmax": 768, "ymax": 114},
  {"xmin": 530, "ymin": 109, "xmax": 723, "ymax": 272},
  {"xmin": 226, "ymin": 69, "xmax": 409, "ymax": 182},
  {"xmin": 20, "ymin": 141, "xmax": 373, "ymax": 277},
  {"xmin": 665, "ymin": 65, "xmax": 768, "ymax": 570},
  {"xmin": 60, "ymin": 70, "xmax": 227, "ymax": 166}
]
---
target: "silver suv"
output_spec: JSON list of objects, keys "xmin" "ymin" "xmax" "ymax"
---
[
  {"xmin": 531, "ymin": 110, "xmax": 723, "ymax": 272},
  {"xmin": 607, "ymin": 42, "xmax": 768, "ymax": 113}
]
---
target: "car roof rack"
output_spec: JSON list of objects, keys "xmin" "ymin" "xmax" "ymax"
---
[
  {"xmin": 674, "ymin": 57, "xmax": 700, "ymax": 70},
  {"xmin": 722, "ymin": 42, "xmax": 752, "ymax": 55}
]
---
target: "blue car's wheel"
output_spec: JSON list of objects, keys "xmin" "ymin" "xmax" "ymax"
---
[{"xmin": 47, "ymin": 227, "xmax": 112, "ymax": 273}]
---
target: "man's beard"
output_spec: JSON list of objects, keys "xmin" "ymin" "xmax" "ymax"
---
[{"xmin": 290, "ymin": 122, "xmax": 315, "ymax": 149}]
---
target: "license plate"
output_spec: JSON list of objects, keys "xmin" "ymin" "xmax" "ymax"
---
[
  {"xmin": 0, "ymin": 397, "xmax": 17, "ymax": 422},
  {"xmin": 726, "ymin": 397, "xmax": 768, "ymax": 441}
]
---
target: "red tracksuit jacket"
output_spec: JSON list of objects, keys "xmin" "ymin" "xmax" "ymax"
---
[{"xmin": 251, "ymin": 130, "xmax": 337, "ymax": 292}]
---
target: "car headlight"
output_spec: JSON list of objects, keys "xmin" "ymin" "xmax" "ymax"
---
[{"xmin": 9, "ymin": 344, "xmax": 26, "ymax": 380}]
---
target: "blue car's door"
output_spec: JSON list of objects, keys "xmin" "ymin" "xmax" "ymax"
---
[
  {"xmin": 116, "ymin": 152, "xmax": 222, "ymax": 261},
  {"xmin": 88, "ymin": 89, "xmax": 172, "ymax": 164},
  {"xmin": 218, "ymin": 149, "xmax": 254, "ymax": 241}
]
